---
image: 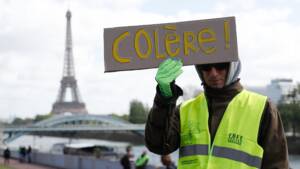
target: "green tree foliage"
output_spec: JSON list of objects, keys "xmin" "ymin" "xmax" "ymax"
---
[
  {"xmin": 278, "ymin": 103, "xmax": 300, "ymax": 136},
  {"xmin": 11, "ymin": 117, "xmax": 33, "ymax": 126},
  {"xmin": 33, "ymin": 113, "xmax": 52, "ymax": 123},
  {"xmin": 129, "ymin": 99, "xmax": 149, "ymax": 124},
  {"xmin": 109, "ymin": 113, "xmax": 129, "ymax": 121},
  {"xmin": 10, "ymin": 113, "xmax": 52, "ymax": 126},
  {"xmin": 278, "ymin": 84, "xmax": 300, "ymax": 138}
]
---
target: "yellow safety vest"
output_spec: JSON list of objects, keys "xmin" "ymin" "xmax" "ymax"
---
[
  {"xmin": 135, "ymin": 154, "xmax": 149, "ymax": 167},
  {"xmin": 179, "ymin": 90, "xmax": 267, "ymax": 169}
]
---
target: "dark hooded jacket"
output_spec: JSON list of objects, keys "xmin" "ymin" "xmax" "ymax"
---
[{"xmin": 145, "ymin": 62, "xmax": 289, "ymax": 169}]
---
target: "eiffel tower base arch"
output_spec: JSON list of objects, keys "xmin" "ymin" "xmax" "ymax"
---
[{"xmin": 52, "ymin": 102, "xmax": 88, "ymax": 115}]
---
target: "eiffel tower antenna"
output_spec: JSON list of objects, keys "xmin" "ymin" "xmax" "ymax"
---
[{"xmin": 51, "ymin": 10, "xmax": 88, "ymax": 115}]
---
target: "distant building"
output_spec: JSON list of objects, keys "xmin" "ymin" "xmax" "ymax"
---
[{"xmin": 247, "ymin": 78, "xmax": 296, "ymax": 105}]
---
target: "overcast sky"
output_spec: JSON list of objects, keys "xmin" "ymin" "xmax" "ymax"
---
[{"xmin": 0, "ymin": 0, "xmax": 300, "ymax": 119}]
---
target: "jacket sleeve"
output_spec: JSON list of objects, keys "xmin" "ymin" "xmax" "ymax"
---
[
  {"xmin": 259, "ymin": 100, "xmax": 289, "ymax": 169},
  {"xmin": 145, "ymin": 83, "xmax": 183, "ymax": 155}
]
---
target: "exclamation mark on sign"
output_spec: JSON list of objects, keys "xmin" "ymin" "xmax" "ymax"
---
[{"xmin": 224, "ymin": 21, "xmax": 230, "ymax": 49}]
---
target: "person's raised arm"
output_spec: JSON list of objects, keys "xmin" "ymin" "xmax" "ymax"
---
[{"xmin": 145, "ymin": 58, "xmax": 183, "ymax": 155}]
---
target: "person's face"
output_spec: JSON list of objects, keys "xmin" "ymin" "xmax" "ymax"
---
[
  {"xmin": 200, "ymin": 63, "xmax": 228, "ymax": 89},
  {"xmin": 161, "ymin": 155, "xmax": 171, "ymax": 165}
]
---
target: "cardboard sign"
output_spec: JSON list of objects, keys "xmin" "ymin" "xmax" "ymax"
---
[{"xmin": 104, "ymin": 16, "xmax": 238, "ymax": 72}]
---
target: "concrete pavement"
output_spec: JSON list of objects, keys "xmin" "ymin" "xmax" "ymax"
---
[{"xmin": 0, "ymin": 157, "xmax": 58, "ymax": 169}]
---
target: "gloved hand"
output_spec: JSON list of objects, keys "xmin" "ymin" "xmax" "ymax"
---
[{"xmin": 155, "ymin": 58, "xmax": 183, "ymax": 97}]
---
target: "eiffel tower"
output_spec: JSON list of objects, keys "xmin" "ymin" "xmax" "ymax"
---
[{"xmin": 51, "ymin": 10, "xmax": 88, "ymax": 115}]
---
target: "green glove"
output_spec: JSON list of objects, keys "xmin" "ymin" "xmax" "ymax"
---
[{"xmin": 155, "ymin": 58, "xmax": 183, "ymax": 97}]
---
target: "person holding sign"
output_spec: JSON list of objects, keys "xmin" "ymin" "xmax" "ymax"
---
[{"xmin": 145, "ymin": 58, "xmax": 289, "ymax": 169}]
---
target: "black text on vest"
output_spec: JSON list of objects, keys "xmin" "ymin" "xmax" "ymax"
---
[{"xmin": 228, "ymin": 133, "xmax": 243, "ymax": 145}]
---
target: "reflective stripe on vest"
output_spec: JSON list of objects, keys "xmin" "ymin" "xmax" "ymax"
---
[
  {"xmin": 180, "ymin": 144, "xmax": 209, "ymax": 157},
  {"xmin": 179, "ymin": 144, "xmax": 261, "ymax": 168},
  {"xmin": 179, "ymin": 90, "xmax": 267, "ymax": 169}
]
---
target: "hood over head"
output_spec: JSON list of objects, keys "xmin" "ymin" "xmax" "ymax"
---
[{"xmin": 195, "ymin": 59, "xmax": 241, "ymax": 87}]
